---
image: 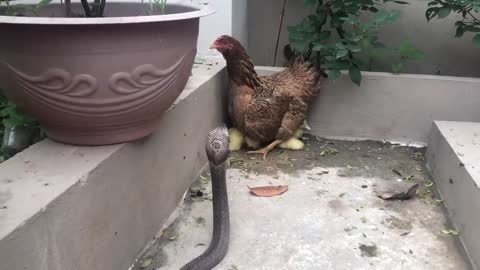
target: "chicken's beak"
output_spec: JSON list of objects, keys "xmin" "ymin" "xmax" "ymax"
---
[{"xmin": 209, "ymin": 43, "xmax": 217, "ymax": 50}]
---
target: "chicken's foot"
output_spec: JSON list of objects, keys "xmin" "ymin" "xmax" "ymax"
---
[{"xmin": 246, "ymin": 140, "xmax": 283, "ymax": 160}]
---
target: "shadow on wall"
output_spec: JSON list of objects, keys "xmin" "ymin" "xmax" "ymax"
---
[{"xmin": 246, "ymin": 0, "xmax": 480, "ymax": 78}]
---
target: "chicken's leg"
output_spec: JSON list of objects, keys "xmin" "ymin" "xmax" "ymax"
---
[{"xmin": 246, "ymin": 140, "xmax": 283, "ymax": 160}]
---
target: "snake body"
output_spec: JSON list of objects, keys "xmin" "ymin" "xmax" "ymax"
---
[{"xmin": 180, "ymin": 126, "xmax": 231, "ymax": 270}]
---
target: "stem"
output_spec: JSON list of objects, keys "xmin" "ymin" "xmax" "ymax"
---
[
  {"xmin": 327, "ymin": 6, "xmax": 354, "ymax": 60},
  {"xmin": 64, "ymin": 0, "xmax": 71, "ymax": 17},
  {"xmin": 467, "ymin": 10, "xmax": 480, "ymax": 23},
  {"xmin": 91, "ymin": 0, "xmax": 100, "ymax": 15},
  {"xmin": 97, "ymin": 0, "xmax": 106, "ymax": 17},
  {"xmin": 81, "ymin": 0, "xmax": 92, "ymax": 17},
  {"xmin": 273, "ymin": 0, "xmax": 288, "ymax": 66}
]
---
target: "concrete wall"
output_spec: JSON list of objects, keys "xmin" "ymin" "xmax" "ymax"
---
[
  {"xmin": 247, "ymin": 0, "xmax": 480, "ymax": 77},
  {"xmin": 0, "ymin": 63, "xmax": 228, "ymax": 270},
  {"xmin": 232, "ymin": 0, "xmax": 248, "ymax": 48},
  {"xmin": 258, "ymin": 67, "xmax": 480, "ymax": 145},
  {"xmin": 426, "ymin": 121, "xmax": 480, "ymax": 270}
]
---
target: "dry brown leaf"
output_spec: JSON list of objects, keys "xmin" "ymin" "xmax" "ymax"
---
[
  {"xmin": 248, "ymin": 185, "xmax": 288, "ymax": 197},
  {"xmin": 378, "ymin": 183, "xmax": 419, "ymax": 201}
]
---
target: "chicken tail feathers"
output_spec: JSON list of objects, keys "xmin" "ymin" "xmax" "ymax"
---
[
  {"xmin": 284, "ymin": 44, "xmax": 325, "ymax": 79},
  {"xmin": 283, "ymin": 44, "xmax": 312, "ymax": 65}
]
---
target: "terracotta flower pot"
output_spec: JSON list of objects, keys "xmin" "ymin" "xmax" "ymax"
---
[{"xmin": 0, "ymin": 2, "xmax": 213, "ymax": 145}]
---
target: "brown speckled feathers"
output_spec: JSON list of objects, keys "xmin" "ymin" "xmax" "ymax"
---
[{"xmin": 216, "ymin": 36, "xmax": 323, "ymax": 144}]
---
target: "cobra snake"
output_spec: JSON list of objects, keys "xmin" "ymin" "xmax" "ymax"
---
[{"xmin": 181, "ymin": 125, "xmax": 231, "ymax": 270}]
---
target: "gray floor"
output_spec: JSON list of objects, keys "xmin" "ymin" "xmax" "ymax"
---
[{"xmin": 131, "ymin": 135, "xmax": 471, "ymax": 270}]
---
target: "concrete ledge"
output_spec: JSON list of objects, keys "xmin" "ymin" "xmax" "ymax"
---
[
  {"xmin": 426, "ymin": 121, "xmax": 480, "ymax": 269},
  {"xmin": 257, "ymin": 67, "xmax": 480, "ymax": 145},
  {"xmin": 0, "ymin": 63, "xmax": 227, "ymax": 270}
]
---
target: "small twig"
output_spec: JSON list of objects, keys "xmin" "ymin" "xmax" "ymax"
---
[
  {"xmin": 273, "ymin": 0, "xmax": 288, "ymax": 66},
  {"xmin": 467, "ymin": 10, "xmax": 480, "ymax": 23}
]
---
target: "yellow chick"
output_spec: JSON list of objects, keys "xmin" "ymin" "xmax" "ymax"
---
[
  {"xmin": 279, "ymin": 135, "xmax": 304, "ymax": 150},
  {"xmin": 245, "ymin": 136, "xmax": 260, "ymax": 149},
  {"xmin": 279, "ymin": 126, "xmax": 306, "ymax": 150},
  {"xmin": 228, "ymin": 128, "xmax": 244, "ymax": 151}
]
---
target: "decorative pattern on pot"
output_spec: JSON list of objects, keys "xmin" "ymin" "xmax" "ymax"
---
[{"xmin": 6, "ymin": 53, "xmax": 187, "ymax": 117}]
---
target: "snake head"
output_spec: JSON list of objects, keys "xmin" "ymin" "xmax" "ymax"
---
[{"xmin": 206, "ymin": 125, "xmax": 230, "ymax": 166}]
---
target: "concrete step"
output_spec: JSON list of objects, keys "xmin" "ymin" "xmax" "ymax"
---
[{"xmin": 426, "ymin": 121, "xmax": 480, "ymax": 270}]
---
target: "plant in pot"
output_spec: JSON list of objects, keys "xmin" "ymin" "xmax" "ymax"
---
[
  {"xmin": 0, "ymin": 0, "xmax": 214, "ymax": 145},
  {"xmin": 0, "ymin": 90, "xmax": 43, "ymax": 160}
]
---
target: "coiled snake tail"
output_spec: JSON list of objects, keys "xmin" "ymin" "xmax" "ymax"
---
[{"xmin": 180, "ymin": 125, "xmax": 230, "ymax": 270}]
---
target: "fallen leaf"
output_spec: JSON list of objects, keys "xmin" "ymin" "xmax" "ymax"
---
[
  {"xmin": 339, "ymin": 192, "xmax": 346, "ymax": 198},
  {"xmin": 403, "ymin": 175, "xmax": 414, "ymax": 181},
  {"xmin": 424, "ymin": 180, "xmax": 434, "ymax": 187},
  {"xmin": 168, "ymin": 233, "xmax": 177, "ymax": 241},
  {"xmin": 320, "ymin": 148, "xmax": 338, "ymax": 156},
  {"xmin": 248, "ymin": 185, "xmax": 288, "ymax": 197},
  {"xmin": 318, "ymin": 170, "xmax": 329, "ymax": 175},
  {"xmin": 378, "ymin": 183, "xmax": 419, "ymax": 201},
  {"xmin": 361, "ymin": 217, "xmax": 367, "ymax": 223},
  {"xmin": 229, "ymin": 265, "xmax": 239, "ymax": 270},
  {"xmin": 140, "ymin": 257, "xmax": 153, "ymax": 269},
  {"xmin": 392, "ymin": 169, "xmax": 403, "ymax": 177},
  {"xmin": 442, "ymin": 228, "xmax": 460, "ymax": 236}
]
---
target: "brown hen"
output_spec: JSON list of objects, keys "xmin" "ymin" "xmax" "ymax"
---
[{"xmin": 210, "ymin": 35, "xmax": 324, "ymax": 159}]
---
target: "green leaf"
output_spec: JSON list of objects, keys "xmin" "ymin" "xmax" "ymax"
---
[
  {"xmin": 373, "ymin": 10, "xmax": 389, "ymax": 22},
  {"xmin": 392, "ymin": 62, "xmax": 403, "ymax": 73},
  {"xmin": 336, "ymin": 49, "xmax": 348, "ymax": 59},
  {"xmin": 315, "ymin": 7, "xmax": 328, "ymax": 25},
  {"xmin": 437, "ymin": 7, "xmax": 451, "ymax": 18},
  {"xmin": 140, "ymin": 258, "xmax": 153, "ymax": 269},
  {"xmin": 349, "ymin": 45, "xmax": 362, "ymax": 53},
  {"xmin": 289, "ymin": 38, "xmax": 309, "ymax": 51},
  {"xmin": 349, "ymin": 65, "xmax": 362, "ymax": 86},
  {"xmin": 465, "ymin": 25, "xmax": 480, "ymax": 32},
  {"xmin": 456, "ymin": 25, "xmax": 465, "ymax": 37},
  {"xmin": 318, "ymin": 31, "xmax": 331, "ymax": 41},
  {"xmin": 473, "ymin": 34, "xmax": 480, "ymax": 46},
  {"xmin": 327, "ymin": 69, "xmax": 341, "ymax": 80},
  {"xmin": 387, "ymin": 10, "xmax": 401, "ymax": 22},
  {"xmin": 37, "ymin": 0, "xmax": 53, "ymax": 8},
  {"xmin": 304, "ymin": 0, "xmax": 316, "ymax": 8},
  {"xmin": 426, "ymin": 7, "xmax": 439, "ymax": 21},
  {"xmin": 312, "ymin": 42, "xmax": 325, "ymax": 51}
]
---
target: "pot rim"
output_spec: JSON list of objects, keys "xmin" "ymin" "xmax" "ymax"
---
[{"xmin": 0, "ymin": 0, "xmax": 215, "ymax": 25}]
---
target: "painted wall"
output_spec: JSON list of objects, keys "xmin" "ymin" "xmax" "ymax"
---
[
  {"xmin": 247, "ymin": 0, "xmax": 480, "ymax": 77},
  {"xmin": 190, "ymin": 0, "xmax": 247, "ymax": 52},
  {"xmin": 193, "ymin": 0, "xmax": 232, "ymax": 52}
]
